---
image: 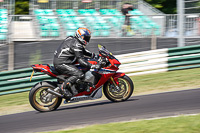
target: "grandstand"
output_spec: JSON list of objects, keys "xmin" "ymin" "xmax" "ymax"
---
[
  {"xmin": 34, "ymin": 9, "xmax": 60, "ymax": 37},
  {"xmin": 7, "ymin": 0, "xmax": 163, "ymax": 41},
  {"xmin": 0, "ymin": 0, "xmax": 15, "ymax": 44},
  {"xmin": 0, "ymin": 9, "xmax": 8, "ymax": 40},
  {"xmin": 32, "ymin": 8, "xmax": 161, "ymax": 38},
  {"xmin": 1, "ymin": 0, "xmax": 198, "ymax": 42}
]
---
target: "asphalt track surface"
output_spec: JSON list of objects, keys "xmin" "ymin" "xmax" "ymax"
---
[{"xmin": 1, "ymin": 88, "xmax": 200, "ymax": 133}]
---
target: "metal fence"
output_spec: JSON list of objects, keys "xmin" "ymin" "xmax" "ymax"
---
[
  {"xmin": 0, "ymin": 0, "xmax": 15, "ymax": 15},
  {"xmin": 0, "ymin": 11, "xmax": 12, "ymax": 45},
  {"xmin": 30, "ymin": 0, "xmax": 164, "ymax": 15},
  {"xmin": 0, "ymin": 0, "xmax": 14, "ymax": 45},
  {"xmin": 185, "ymin": 0, "xmax": 200, "ymax": 14},
  {"xmin": 30, "ymin": 0, "xmax": 139, "ymax": 11},
  {"xmin": 138, "ymin": 0, "xmax": 164, "ymax": 15},
  {"xmin": 166, "ymin": 14, "xmax": 200, "ymax": 37},
  {"xmin": 8, "ymin": 13, "xmax": 200, "ymax": 40},
  {"xmin": 11, "ymin": 15, "xmax": 160, "ymax": 40},
  {"xmin": 183, "ymin": 0, "xmax": 200, "ymax": 46}
]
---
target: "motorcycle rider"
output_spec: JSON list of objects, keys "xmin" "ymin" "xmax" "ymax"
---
[{"xmin": 53, "ymin": 27, "xmax": 100, "ymax": 99}]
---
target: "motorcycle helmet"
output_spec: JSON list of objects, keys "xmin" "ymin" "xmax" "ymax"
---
[{"xmin": 75, "ymin": 27, "xmax": 91, "ymax": 46}]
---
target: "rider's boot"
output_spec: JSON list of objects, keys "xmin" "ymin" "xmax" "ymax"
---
[{"xmin": 60, "ymin": 81, "xmax": 73, "ymax": 100}]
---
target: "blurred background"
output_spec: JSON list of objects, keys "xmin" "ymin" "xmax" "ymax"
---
[{"xmin": 0, "ymin": 0, "xmax": 200, "ymax": 71}]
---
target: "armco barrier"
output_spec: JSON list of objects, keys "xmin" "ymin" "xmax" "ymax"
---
[
  {"xmin": 0, "ymin": 68, "xmax": 55, "ymax": 96},
  {"xmin": 118, "ymin": 44, "xmax": 200, "ymax": 76},
  {"xmin": 1, "ymin": 44, "xmax": 200, "ymax": 95}
]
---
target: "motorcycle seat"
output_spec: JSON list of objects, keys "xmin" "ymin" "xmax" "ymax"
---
[{"xmin": 50, "ymin": 66, "xmax": 60, "ymax": 75}]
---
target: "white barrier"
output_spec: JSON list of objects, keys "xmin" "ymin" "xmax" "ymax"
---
[{"xmin": 117, "ymin": 48, "xmax": 169, "ymax": 76}]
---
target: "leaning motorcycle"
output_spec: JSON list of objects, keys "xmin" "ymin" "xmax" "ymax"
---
[{"xmin": 29, "ymin": 44, "xmax": 134, "ymax": 112}]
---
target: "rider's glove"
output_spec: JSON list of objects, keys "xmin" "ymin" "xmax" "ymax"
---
[
  {"xmin": 91, "ymin": 64, "xmax": 101, "ymax": 70},
  {"xmin": 92, "ymin": 53, "xmax": 100, "ymax": 59},
  {"xmin": 94, "ymin": 54, "xmax": 100, "ymax": 60}
]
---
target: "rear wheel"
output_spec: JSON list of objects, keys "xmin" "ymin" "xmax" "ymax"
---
[
  {"xmin": 103, "ymin": 75, "xmax": 134, "ymax": 102},
  {"xmin": 29, "ymin": 81, "xmax": 62, "ymax": 112}
]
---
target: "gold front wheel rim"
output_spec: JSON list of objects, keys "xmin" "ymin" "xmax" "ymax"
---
[{"xmin": 106, "ymin": 78, "xmax": 131, "ymax": 101}]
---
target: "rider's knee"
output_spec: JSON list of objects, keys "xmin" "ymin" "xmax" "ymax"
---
[
  {"xmin": 77, "ymin": 73, "xmax": 84, "ymax": 79},
  {"xmin": 73, "ymin": 70, "xmax": 84, "ymax": 79},
  {"xmin": 75, "ymin": 73, "xmax": 84, "ymax": 84}
]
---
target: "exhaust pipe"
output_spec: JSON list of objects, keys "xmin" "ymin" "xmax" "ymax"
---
[{"xmin": 47, "ymin": 88, "xmax": 64, "ymax": 98}]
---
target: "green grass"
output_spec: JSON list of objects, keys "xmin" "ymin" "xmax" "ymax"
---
[
  {"xmin": 0, "ymin": 92, "xmax": 29, "ymax": 108},
  {"xmin": 0, "ymin": 92, "xmax": 31, "ymax": 115},
  {"xmin": 1, "ymin": 68, "xmax": 200, "ymax": 115},
  {"xmin": 131, "ymin": 67, "xmax": 200, "ymax": 95},
  {"xmin": 42, "ymin": 114, "xmax": 200, "ymax": 133}
]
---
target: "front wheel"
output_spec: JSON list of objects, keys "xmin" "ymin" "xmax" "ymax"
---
[
  {"xmin": 103, "ymin": 75, "xmax": 134, "ymax": 102},
  {"xmin": 29, "ymin": 81, "xmax": 62, "ymax": 112}
]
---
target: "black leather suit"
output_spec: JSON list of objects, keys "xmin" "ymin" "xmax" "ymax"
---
[{"xmin": 53, "ymin": 36, "xmax": 94, "ymax": 87}]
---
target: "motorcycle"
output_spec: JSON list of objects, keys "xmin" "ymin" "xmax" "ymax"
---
[{"xmin": 29, "ymin": 44, "xmax": 134, "ymax": 112}]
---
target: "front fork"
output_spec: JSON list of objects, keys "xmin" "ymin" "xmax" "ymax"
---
[
  {"xmin": 110, "ymin": 77, "xmax": 119, "ymax": 86},
  {"xmin": 110, "ymin": 77, "xmax": 120, "ymax": 91},
  {"xmin": 110, "ymin": 72, "xmax": 125, "ymax": 86},
  {"xmin": 110, "ymin": 73, "xmax": 125, "ymax": 91}
]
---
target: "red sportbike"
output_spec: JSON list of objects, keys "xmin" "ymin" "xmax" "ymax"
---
[{"xmin": 29, "ymin": 44, "xmax": 134, "ymax": 112}]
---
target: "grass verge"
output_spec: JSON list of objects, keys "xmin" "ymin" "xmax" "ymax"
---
[
  {"xmin": 41, "ymin": 114, "xmax": 200, "ymax": 133},
  {"xmin": 1, "ymin": 68, "xmax": 200, "ymax": 115}
]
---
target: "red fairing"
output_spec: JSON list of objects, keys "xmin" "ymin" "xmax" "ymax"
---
[
  {"xmin": 76, "ymin": 57, "xmax": 124, "ymax": 96},
  {"xmin": 112, "ymin": 72, "xmax": 125, "ymax": 85},
  {"xmin": 109, "ymin": 59, "xmax": 120, "ymax": 65},
  {"xmin": 113, "ymin": 72, "xmax": 125, "ymax": 79},
  {"xmin": 88, "ymin": 60, "xmax": 97, "ymax": 65},
  {"xmin": 113, "ymin": 59, "xmax": 121, "ymax": 65},
  {"xmin": 31, "ymin": 64, "xmax": 57, "ymax": 77},
  {"xmin": 75, "ymin": 73, "xmax": 115, "ymax": 96}
]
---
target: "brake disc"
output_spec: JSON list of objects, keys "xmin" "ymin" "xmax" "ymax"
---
[{"xmin": 40, "ymin": 89, "xmax": 53, "ymax": 103}]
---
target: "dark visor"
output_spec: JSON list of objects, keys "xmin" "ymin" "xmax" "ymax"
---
[{"xmin": 84, "ymin": 35, "xmax": 91, "ymax": 42}]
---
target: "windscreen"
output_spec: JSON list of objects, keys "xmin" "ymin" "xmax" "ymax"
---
[
  {"xmin": 98, "ymin": 44, "xmax": 117, "ymax": 59},
  {"xmin": 98, "ymin": 44, "xmax": 112, "ymax": 55}
]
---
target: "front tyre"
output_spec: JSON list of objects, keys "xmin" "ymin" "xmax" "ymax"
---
[
  {"xmin": 103, "ymin": 75, "xmax": 134, "ymax": 102},
  {"xmin": 29, "ymin": 81, "xmax": 62, "ymax": 112}
]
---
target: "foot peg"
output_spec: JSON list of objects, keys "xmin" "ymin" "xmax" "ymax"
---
[
  {"xmin": 86, "ymin": 87, "xmax": 90, "ymax": 92},
  {"xmin": 86, "ymin": 83, "xmax": 95, "ymax": 92}
]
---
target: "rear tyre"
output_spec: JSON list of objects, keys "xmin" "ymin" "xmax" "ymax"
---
[
  {"xmin": 29, "ymin": 81, "xmax": 62, "ymax": 112},
  {"xmin": 103, "ymin": 75, "xmax": 134, "ymax": 102}
]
